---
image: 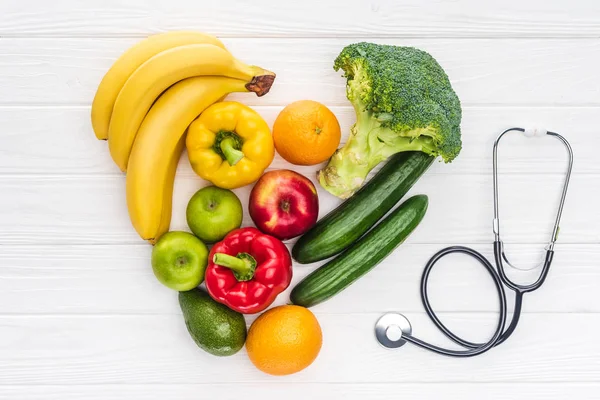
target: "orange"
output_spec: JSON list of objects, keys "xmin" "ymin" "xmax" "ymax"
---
[
  {"xmin": 273, "ymin": 100, "xmax": 341, "ymax": 165},
  {"xmin": 246, "ymin": 305, "xmax": 322, "ymax": 376}
]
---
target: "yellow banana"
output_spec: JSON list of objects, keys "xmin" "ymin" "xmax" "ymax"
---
[
  {"xmin": 91, "ymin": 31, "xmax": 226, "ymax": 140},
  {"xmin": 126, "ymin": 76, "xmax": 253, "ymax": 243},
  {"xmin": 151, "ymin": 134, "xmax": 185, "ymax": 245},
  {"xmin": 108, "ymin": 44, "xmax": 275, "ymax": 172}
]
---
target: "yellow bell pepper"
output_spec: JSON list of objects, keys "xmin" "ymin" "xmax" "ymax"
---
[{"xmin": 186, "ymin": 101, "xmax": 275, "ymax": 189}]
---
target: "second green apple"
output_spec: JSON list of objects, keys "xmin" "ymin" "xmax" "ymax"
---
[{"xmin": 152, "ymin": 231, "xmax": 208, "ymax": 291}]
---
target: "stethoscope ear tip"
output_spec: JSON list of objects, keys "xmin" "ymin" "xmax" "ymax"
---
[{"xmin": 375, "ymin": 312, "xmax": 412, "ymax": 349}]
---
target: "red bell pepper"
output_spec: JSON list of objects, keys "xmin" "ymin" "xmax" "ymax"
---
[{"xmin": 205, "ymin": 227, "xmax": 292, "ymax": 314}]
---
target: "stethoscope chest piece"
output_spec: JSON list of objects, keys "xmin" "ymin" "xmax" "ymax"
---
[{"xmin": 375, "ymin": 313, "xmax": 412, "ymax": 348}]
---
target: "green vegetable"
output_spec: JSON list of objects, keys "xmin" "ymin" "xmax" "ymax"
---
[
  {"xmin": 318, "ymin": 42, "xmax": 462, "ymax": 198},
  {"xmin": 291, "ymin": 195, "xmax": 428, "ymax": 308},
  {"xmin": 179, "ymin": 288, "xmax": 246, "ymax": 356},
  {"xmin": 293, "ymin": 151, "xmax": 433, "ymax": 264}
]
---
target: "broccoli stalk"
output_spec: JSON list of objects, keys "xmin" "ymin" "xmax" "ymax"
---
[{"xmin": 318, "ymin": 43, "xmax": 462, "ymax": 198}]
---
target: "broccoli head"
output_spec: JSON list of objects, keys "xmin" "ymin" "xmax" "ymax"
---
[{"xmin": 318, "ymin": 42, "xmax": 462, "ymax": 198}]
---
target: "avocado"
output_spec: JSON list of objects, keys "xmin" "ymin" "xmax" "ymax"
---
[{"xmin": 178, "ymin": 288, "xmax": 246, "ymax": 356}]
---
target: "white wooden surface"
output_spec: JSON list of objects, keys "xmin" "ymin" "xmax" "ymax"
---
[{"xmin": 1, "ymin": 1, "xmax": 599, "ymax": 399}]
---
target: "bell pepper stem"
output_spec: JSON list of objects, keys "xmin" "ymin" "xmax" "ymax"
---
[
  {"xmin": 220, "ymin": 137, "xmax": 244, "ymax": 166},
  {"xmin": 213, "ymin": 252, "xmax": 256, "ymax": 282}
]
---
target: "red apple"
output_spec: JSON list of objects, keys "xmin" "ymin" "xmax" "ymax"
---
[{"xmin": 249, "ymin": 170, "xmax": 319, "ymax": 240}]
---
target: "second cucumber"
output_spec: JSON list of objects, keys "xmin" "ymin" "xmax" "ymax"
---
[{"xmin": 290, "ymin": 195, "xmax": 428, "ymax": 308}]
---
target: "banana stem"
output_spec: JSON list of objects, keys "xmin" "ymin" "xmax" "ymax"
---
[
  {"xmin": 245, "ymin": 73, "xmax": 276, "ymax": 97},
  {"xmin": 220, "ymin": 137, "xmax": 244, "ymax": 166}
]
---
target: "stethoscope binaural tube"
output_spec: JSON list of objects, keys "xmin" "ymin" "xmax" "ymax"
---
[{"xmin": 375, "ymin": 128, "xmax": 573, "ymax": 357}]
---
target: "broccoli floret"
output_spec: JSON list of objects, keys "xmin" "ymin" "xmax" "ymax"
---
[{"xmin": 318, "ymin": 42, "xmax": 462, "ymax": 198}]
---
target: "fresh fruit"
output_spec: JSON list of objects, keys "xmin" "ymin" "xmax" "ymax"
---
[
  {"xmin": 91, "ymin": 31, "xmax": 226, "ymax": 140},
  {"xmin": 153, "ymin": 135, "xmax": 186, "ymax": 245},
  {"xmin": 151, "ymin": 231, "xmax": 208, "ymax": 291},
  {"xmin": 293, "ymin": 152, "xmax": 434, "ymax": 263},
  {"xmin": 205, "ymin": 228, "xmax": 292, "ymax": 314},
  {"xmin": 186, "ymin": 101, "xmax": 275, "ymax": 189},
  {"xmin": 246, "ymin": 305, "xmax": 322, "ymax": 375},
  {"xmin": 126, "ymin": 76, "xmax": 265, "ymax": 244},
  {"xmin": 291, "ymin": 195, "xmax": 428, "ymax": 308},
  {"xmin": 249, "ymin": 170, "xmax": 319, "ymax": 240},
  {"xmin": 179, "ymin": 288, "xmax": 246, "ymax": 357},
  {"xmin": 186, "ymin": 186, "xmax": 243, "ymax": 243},
  {"xmin": 108, "ymin": 44, "xmax": 275, "ymax": 171},
  {"xmin": 273, "ymin": 100, "xmax": 341, "ymax": 166}
]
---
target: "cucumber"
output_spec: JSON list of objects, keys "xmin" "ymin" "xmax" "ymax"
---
[
  {"xmin": 290, "ymin": 195, "xmax": 428, "ymax": 308},
  {"xmin": 292, "ymin": 152, "xmax": 433, "ymax": 264}
]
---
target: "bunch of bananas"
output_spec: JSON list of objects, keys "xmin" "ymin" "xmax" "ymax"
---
[{"xmin": 91, "ymin": 31, "xmax": 276, "ymax": 244}]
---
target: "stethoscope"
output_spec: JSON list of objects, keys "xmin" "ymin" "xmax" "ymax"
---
[{"xmin": 375, "ymin": 127, "xmax": 574, "ymax": 357}]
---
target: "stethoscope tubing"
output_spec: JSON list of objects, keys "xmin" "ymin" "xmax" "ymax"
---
[{"xmin": 402, "ymin": 244, "xmax": 531, "ymax": 357}]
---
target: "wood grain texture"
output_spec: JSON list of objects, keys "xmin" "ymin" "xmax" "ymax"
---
[
  {"xmin": 2, "ymin": 383, "xmax": 599, "ymax": 400},
  {"xmin": 0, "ymin": 106, "xmax": 594, "ymax": 175},
  {"xmin": 1, "ymin": 38, "xmax": 599, "ymax": 106},
  {"xmin": 1, "ymin": 244, "xmax": 598, "ymax": 315},
  {"xmin": 0, "ymin": 173, "xmax": 596, "ymax": 245},
  {"xmin": 0, "ymin": 313, "xmax": 599, "ymax": 384},
  {"xmin": 1, "ymin": 0, "xmax": 599, "ymax": 396},
  {"xmin": 0, "ymin": 0, "xmax": 599, "ymax": 37}
]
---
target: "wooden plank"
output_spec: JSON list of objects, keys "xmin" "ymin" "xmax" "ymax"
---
[
  {"xmin": 1, "ymin": 38, "xmax": 599, "ymax": 106},
  {"xmin": 0, "ymin": 173, "xmax": 595, "ymax": 245},
  {"xmin": 0, "ymin": 313, "xmax": 598, "ymax": 384},
  {"xmin": 1, "ymin": 383, "xmax": 599, "ymax": 400},
  {"xmin": 0, "ymin": 0, "xmax": 599, "ymax": 37},
  {"xmin": 0, "ymin": 244, "xmax": 598, "ymax": 314},
  {"xmin": 0, "ymin": 105, "xmax": 592, "ymax": 175}
]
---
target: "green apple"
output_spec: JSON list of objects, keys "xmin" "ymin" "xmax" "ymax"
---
[
  {"xmin": 186, "ymin": 186, "xmax": 243, "ymax": 243},
  {"xmin": 151, "ymin": 231, "xmax": 208, "ymax": 291}
]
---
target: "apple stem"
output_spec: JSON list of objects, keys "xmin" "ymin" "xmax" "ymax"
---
[
  {"xmin": 213, "ymin": 252, "xmax": 256, "ymax": 282},
  {"xmin": 220, "ymin": 137, "xmax": 244, "ymax": 166}
]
